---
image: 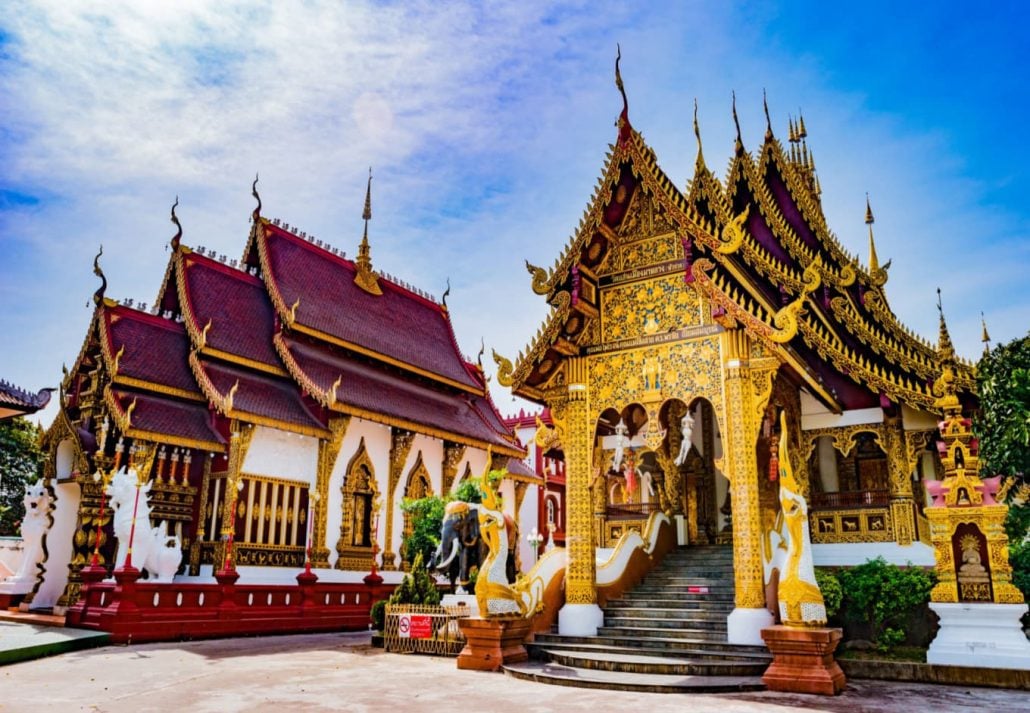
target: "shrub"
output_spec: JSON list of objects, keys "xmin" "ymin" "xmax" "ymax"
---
[
  {"xmin": 814, "ymin": 568, "xmax": 843, "ymax": 621},
  {"xmin": 370, "ymin": 599, "xmax": 387, "ymax": 631},
  {"xmin": 837, "ymin": 557, "xmax": 935, "ymax": 652}
]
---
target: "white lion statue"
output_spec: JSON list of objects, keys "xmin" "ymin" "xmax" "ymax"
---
[
  {"xmin": 5, "ymin": 481, "xmax": 51, "ymax": 583},
  {"xmin": 107, "ymin": 467, "xmax": 182, "ymax": 582}
]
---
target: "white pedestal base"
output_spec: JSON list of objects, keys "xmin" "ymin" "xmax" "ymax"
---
[
  {"xmin": 440, "ymin": 593, "xmax": 479, "ymax": 618},
  {"xmin": 674, "ymin": 515, "xmax": 688, "ymax": 546},
  {"xmin": 0, "ymin": 577, "xmax": 36, "ymax": 596},
  {"xmin": 927, "ymin": 602, "xmax": 1030, "ymax": 670},
  {"xmin": 727, "ymin": 607, "xmax": 775, "ymax": 646},
  {"xmin": 558, "ymin": 603, "xmax": 604, "ymax": 636}
]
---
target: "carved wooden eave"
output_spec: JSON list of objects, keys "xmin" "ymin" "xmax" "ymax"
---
[{"xmin": 102, "ymin": 384, "xmax": 226, "ymax": 453}]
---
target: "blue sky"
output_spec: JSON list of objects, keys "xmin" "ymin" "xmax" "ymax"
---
[{"xmin": 2, "ymin": 1, "xmax": 1028, "ymax": 425}]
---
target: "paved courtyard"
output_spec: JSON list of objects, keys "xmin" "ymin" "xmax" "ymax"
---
[{"xmin": 0, "ymin": 631, "xmax": 1027, "ymax": 713}]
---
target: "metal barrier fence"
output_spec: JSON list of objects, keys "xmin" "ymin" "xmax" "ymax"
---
[{"xmin": 383, "ymin": 603, "xmax": 471, "ymax": 656}]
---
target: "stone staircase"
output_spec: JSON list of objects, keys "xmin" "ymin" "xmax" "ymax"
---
[{"xmin": 504, "ymin": 545, "xmax": 770, "ymax": 693}]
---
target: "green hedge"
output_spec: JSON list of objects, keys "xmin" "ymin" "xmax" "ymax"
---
[{"xmin": 816, "ymin": 558, "xmax": 935, "ymax": 653}]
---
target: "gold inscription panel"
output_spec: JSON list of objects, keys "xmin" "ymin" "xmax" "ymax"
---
[{"xmin": 601, "ymin": 274, "xmax": 701, "ymax": 344}]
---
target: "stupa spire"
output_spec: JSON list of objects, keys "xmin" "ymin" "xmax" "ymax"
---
[
  {"xmin": 865, "ymin": 194, "xmax": 879, "ymax": 274},
  {"xmin": 354, "ymin": 167, "xmax": 382, "ymax": 296}
]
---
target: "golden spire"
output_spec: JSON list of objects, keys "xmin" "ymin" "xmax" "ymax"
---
[
  {"xmin": 354, "ymin": 167, "xmax": 382, "ymax": 296},
  {"xmin": 797, "ymin": 111, "xmax": 808, "ymax": 139},
  {"xmin": 865, "ymin": 194, "xmax": 879, "ymax": 273},
  {"xmin": 981, "ymin": 312, "xmax": 992, "ymax": 356},
  {"xmin": 934, "ymin": 288, "xmax": 960, "ymax": 415}
]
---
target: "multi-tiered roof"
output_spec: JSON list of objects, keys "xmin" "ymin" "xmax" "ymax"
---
[
  {"xmin": 506, "ymin": 72, "xmax": 976, "ymax": 414},
  {"xmin": 61, "ymin": 183, "xmax": 522, "ymax": 457}
]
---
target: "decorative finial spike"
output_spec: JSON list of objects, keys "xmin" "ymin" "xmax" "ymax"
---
[
  {"xmin": 865, "ymin": 193, "xmax": 874, "ymax": 225},
  {"xmin": 251, "ymin": 174, "xmax": 261, "ymax": 223},
  {"xmin": 614, "ymin": 44, "xmax": 631, "ymax": 142},
  {"xmin": 798, "ymin": 111, "xmax": 808, "ymax": 139},
  {"xmin": 477, "ymin": 337, "xmax": 485, "ymax": 369},
  {"xmin": 732, "ymin": 90, "xmax": 742, "ymax": 146},
  {"xmin": 92, "ymin": 245, "xmax": 107, "ymax": 306},
  {"xmin": 362, "ymin": 167, "xmax": 372, "ymax": 222},
  {"xmin": 170, "ymin": 196, "xmax": 182, "ymax": 250},
  {"xmin": 763, "ymin": 89, "xmax": 772, "ymax": 138},
  {"xmin": 981, "ymin": 312, "xmax": 992, "ymax": 355},
  {"xmin": 441, "ymin": 277, "xmax": 451, "ymax": 309}
]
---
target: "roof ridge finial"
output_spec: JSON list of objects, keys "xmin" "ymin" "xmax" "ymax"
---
[
  {"xmin": 936, "ymin": 288, "xmax": 955, "ymax": 357},
  {"xmin": 354, "ymin": 167, "xmax": 382, "ymax": 296},
  {"xmin": 763, "ymin": 89, "xmax": 772, "ymax": 140},
  {"xmin": 732, "ymin": 90, "xmax": 742, "ymax": 151},
  {"xmin": 866, "ymin": 193, "xmax": 879, "ymax": 273},
  {"xmin": 251, "ymin": 174, "xmax": 261, "ymax": 223},
  {"xmin": 92, "ymin": 245, "xmax": 107, "ymax": 306},
  {"xmin": 442, "ymin": 277, "xmax": 451, "ymax": 310},
  {"xmin": 615, "ymin": 44, "xmax": 631, "ymax": 143},
  {"xmin": 693, "ymin": 98, "xmax": 705, "ymax": 170},
  {"xmin": 797, "ymin": 110, "xmax": 808, "ymax": 139},
  {"xmin": 170, "ymin": 196, "xmax": 182, "ymax": 250},
  {"xmin": 981, "ymin": 311, "xmax": 992, "ymax": 356}
]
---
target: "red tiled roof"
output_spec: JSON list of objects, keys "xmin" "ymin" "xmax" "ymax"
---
[
  {"xmin": 504, "ymin": 457, "xmax": 540, "ymax": 482},
  {"xmin": 179, "ymin": 251, "xmax": 282, "ymax": 368},
  {"xmin": 103, "ymin": 306, "xmax": 200, "ymax": 395},
  {"xmin": 196, "ymin": 357, "xmax": 326, "ymax": 434},
  {"xmin": 259, "ymin": 224, "xmax": 480, "ymax": 390},
  {"xmin": 110, "ymin": 388, "xmax": 224, "ymax": 451},
  {"xmin": 281, "ymin": 335, "xmax": 515, "ymax": 450},
  {"xmin": 0, "ymin": 380, "xmax": 52, "ymax": 419}
]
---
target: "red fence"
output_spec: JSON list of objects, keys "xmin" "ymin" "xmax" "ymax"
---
[{"xmin": 66, "ymin": 568, "xmax": 394, "ymax": 644}]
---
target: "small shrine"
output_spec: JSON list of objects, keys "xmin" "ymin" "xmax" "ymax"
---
[{"xmin": 924, "ymin": 296, "xmax": 1030, "ymax": 668}]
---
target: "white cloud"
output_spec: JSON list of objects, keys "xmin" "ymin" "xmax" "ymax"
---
[{"xmin": 1, "ymin": 1, "xmax": 1027, "ymax": 428}]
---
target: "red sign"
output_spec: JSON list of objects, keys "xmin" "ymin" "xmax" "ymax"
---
[
  {"xmin": 409, "ymin": 614, "xmax": 432, "ymax": 639},
  {"xmin": 687, "ymin": 586, "xmax": 709, "ymax": 594}
]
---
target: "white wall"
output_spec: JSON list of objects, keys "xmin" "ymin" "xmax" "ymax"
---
[{"xmin": 242, "ymin": 426, "xmax": 319, "ymax": 485}]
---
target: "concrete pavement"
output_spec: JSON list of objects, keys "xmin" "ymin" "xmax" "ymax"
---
[{"xmin": 0, "ymin": 631, "xmax": 1027, "ymax": 712}]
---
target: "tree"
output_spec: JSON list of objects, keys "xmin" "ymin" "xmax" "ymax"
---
[
  {"xmin": 976, "ymin": 332, "xmax": 1030, "ymax": 482},
  {"xmin": 399, "ymin": 477, "xmax": 486, "ymax": 569},
  {"xmin": 0, "ymin": 417, "xmax": 44, "ymax": 536}
]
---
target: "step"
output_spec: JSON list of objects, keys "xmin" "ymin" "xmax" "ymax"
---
[
  {"xmin": 531, "ymin": 633, "xmax": 769, "ymax": 656},
  {"xmin": 605, "ymin": 604, "xmax": 733, "ymax": 616},
  {"xmin": 503, "ymin": 661, "xmax": 765, "ymax": 694},
  {"xmin": 597, "ymin": 626, "xmax": 727, "ymax": 641},
  {"xmin": 643, "ymin": 576, "xmax": 732, "ymax": 585},
  {"xmin": 605, "ymin": 613, "xmax": 727, "ymax": 627},
  {"xmin": 527, "ymin": 640, "xmax": 772, "ymax": 663},
  {"xmin": 630, "ymin": 587, "xmax": 735, "ymax": 597},
  {"xmin": 540, "ymin": 648, "xmax": 769, "ymax": 677}
]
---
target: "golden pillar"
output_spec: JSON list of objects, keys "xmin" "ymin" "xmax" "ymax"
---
[
  {"xmin": 720, "ymin": 330, "xmax": 777, "ymax": 616},
  {"xmin": 382, "ymin": 429, "xmax": 415, "ymax": 571},
  {"xmin": 883, "ymin": 415, "xmax": 916, "ymax": 546},
  {"xmin": 311, "ymin": 416, "xmax": 350, "ymax": 568},
  {"xmin": 550, "ymin": 357, "xmax": 602, "ymax": 633}
]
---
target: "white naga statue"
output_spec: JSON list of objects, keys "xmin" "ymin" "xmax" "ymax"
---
[
  {"xmin": 107, "ymin": 467, "xmax": 183, "ymax": 582},
  {"xmin": 766, "ymin": 412, "xmax": 826, "ymax": 626},
  {"xmin": 474, "ymin": 469, "xmax": 547, "ymax": 618},
  {"xmin": 6, "ymin": 481, "xmax": 51, "ymax": 583},
  {"xmin": 673, "ymin": 410, "xmax": 696, "ymax": 467},
  {"xmin": 611, "ymin": 418, "xmax": 629, "ymax": 472}
]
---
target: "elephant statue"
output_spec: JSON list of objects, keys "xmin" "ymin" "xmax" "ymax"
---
[{"xmin": 428, "ymin": 501, "xmax": 485, "ymax": 592}]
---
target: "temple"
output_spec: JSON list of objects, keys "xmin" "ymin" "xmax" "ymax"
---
[
  {"xmin": 23, "ymin": 176, "xmax": 531, "ymax": 615},
  {"xmin": 495, "ymin": 71, "xmax": 977, "ymax": 642}
]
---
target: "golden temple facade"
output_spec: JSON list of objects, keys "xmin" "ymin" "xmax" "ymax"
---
[{"xmin": 496, "ymin": 66, "xmax": 976, "ymax": 635}]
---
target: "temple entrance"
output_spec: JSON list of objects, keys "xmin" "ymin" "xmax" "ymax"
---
[{"xmin": 591, "ymin": 397, "xmax": 724, "ymax": 548}]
